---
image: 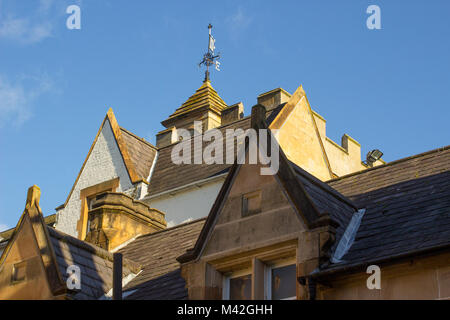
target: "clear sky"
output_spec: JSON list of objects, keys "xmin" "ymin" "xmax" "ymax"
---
[{"xmin": 1, "ymin": 0, "xmax": 449, "ymax": 231}]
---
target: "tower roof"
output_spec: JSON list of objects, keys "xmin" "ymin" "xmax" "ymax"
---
[{"xmin": 161, "ymin": 80, "xmax": 227, "ymax": 128}]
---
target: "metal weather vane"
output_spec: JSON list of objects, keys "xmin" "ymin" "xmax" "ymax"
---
[{"xmin": 199, "ymin": 24, "xmax": 221, "ymax": 82}]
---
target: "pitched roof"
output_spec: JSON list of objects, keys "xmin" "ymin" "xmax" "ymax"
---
[
  {"xmin": 162, "ymin": 80, "xmax": 227, "ymax": 127},
  {"xmin": 0, "ymin": 185, "xmax": 140, "ymax": 300},
  {"xmin": 177, "ymin": 108, "xmax": 354, "ymax": 264},
  {"xmin": 58, "ymin": 109, "xmax": 156, "ymax": 210},
  {"xmin": 120, "ymin": 127, "xmax": 157, "ymax": 180},
  {"xmin": 318, "ymin": 145, "xmax": 450, "ymax": 275},
  {"xmin": 48, "ymin": 227, "xmax": 140, "ymax": 300},
  {"xmin": 269, "ymin": 85, "xmax": 334, "ymax": 178},
  {"xmin": 0, "ymin": 186, "xmax": 66, "ymax": 297},
  {"xmin": 291, "ymin": 162, "xmax": 357, "ymax": 242},
  {"xmin": 118, "ymin": 218, "xmax": 205, "ymax": 300},
  {"xmin": 328, "ymin": 146, "xmax": 450, "ymax": 199},
  {"xmin": 146, "ymin": 84, "xmax": 322, "ymax": 199},
  {"xmin": 0, "ymin": 213, "xmax": 56, "ymax": 244},
  {"xmin": 145, "ymin": 106, "xmax": 284, "ymax": 197}
]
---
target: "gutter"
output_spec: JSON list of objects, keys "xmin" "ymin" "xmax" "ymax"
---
[
  {"xmin": 304, "ymin": 242, "xmax": 450, "ymax": 282},
  {"xmin": 144, "ymin": 172, "xmax": 228, "ymax": 200}
]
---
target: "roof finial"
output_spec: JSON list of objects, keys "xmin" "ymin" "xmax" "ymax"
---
[{"xmin": 199, "ymin": 24, "xmax": 220, "ymax": 82}]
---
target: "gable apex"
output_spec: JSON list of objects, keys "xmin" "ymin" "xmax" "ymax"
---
[
  {"xmin": 177, "ymin": 106, "xmax": 348, "ymax": 264},
  {"xmin": 58, "ymin": 108, "xmax": 154, "ymax": 210},
  {"xmin": 269, "ymin": 85, "xmax": 334, "ymax": 180},
  {"xmin": 0, "ymin": 185, "xmax": 67, "ymax": 298}
]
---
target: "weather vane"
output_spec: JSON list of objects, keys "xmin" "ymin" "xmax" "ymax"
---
[{"xmin": 199, "ymin": 24, "xmax": 220, "ymax": 82}]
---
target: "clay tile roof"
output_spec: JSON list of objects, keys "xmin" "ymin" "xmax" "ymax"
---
[
  {"xmin": 118, "ymin": 218, "xmax": 205, "ymax": 300},
  {"xmin": 120, "ymin": 127, "xmax": 157, "ymax": 180},
  {"xmin": 146, "ymin": 106, "xmax": 284, "ymax": 197},
  {"xmin": 322, "ymin": 145, "xmax": 450, "ymax": 271},
  {"xmin": 47, "ymin": 227, "xmax": 140, "ymax": 300}
]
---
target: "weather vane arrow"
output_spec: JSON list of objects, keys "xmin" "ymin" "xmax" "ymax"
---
[{"xmin": 199, "ymin": 24, "xmax": 221, "ymax": 82}]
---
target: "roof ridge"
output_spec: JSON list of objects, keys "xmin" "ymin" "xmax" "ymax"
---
[
  {"xmin": 290, "ymin": 161, "xmax": 358, "ymax": 209},
  {"xmin": 327, "ymin": 145, "xmax": 450, "ymax": 183},
  {"xmin": 48, "ymin": 226, "xmax": 113, "ymax": 259},
  {"xmin": 59, "ymin": 109, "xmax": 144, "ymax": 210},
  {"xmin": 120, "ymin": 126, "xmax": 157, "ymax": 150},
  {"xmin": 0, "ymin": 186, "xmax": 67, "ymax": 296},
  {"xmin": 48, "ymin": 226, "xmax": 141, "ymax": 273},
  {"xmin": 155, "ymin": 106, "xmax": 282, "ymax": 151},
  {"xmin": 0, "ymin": 213, "xmax": 56, "ymax": 242}
]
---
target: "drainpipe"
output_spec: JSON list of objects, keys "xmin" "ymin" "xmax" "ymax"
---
[
  {"xmin": 298, "ymin": 276, "xmax": 317, "ymax": 300},
  {"xmin": 113, "ymin": 253, "xmax": 123, "ymax": 300},
  {"xmin": 308, "ymin": 278, "xmax": 317, "ymax": 300}
]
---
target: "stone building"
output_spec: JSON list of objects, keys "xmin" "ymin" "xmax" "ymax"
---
[{"xmin": 0, "ymin": 79, "xmax": 448, "ymax": 300}]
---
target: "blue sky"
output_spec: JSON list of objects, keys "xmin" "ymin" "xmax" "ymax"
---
[{"xmin": 1, "ymin": 0, "xmax": 449, "ymax": 231}]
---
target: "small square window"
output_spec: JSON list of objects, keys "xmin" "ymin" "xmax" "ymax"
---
[
  {"xmin": 11, "ymin": 261, "xmax": 27, "ymax": 283},
  {"xmin": 242, "ymin": 191, "xmax": 261, "ymax": 217}
]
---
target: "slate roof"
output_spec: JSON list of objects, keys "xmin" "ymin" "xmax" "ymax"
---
[
  {"xmin": 320, "ymin": 145, "xmax": 450, "ymax": 273},
  {"xmin": 145, "ymin": 106, "xmax": 284, "ymax": 197},
  {"xmin": 120, "ymin": 127, "xmax": 157, "ymax": 180},
  {"xmin": 291, "ymin": 162, "xmax": 357, "ymax": 242},
  {"xmin": 47, "ymin": 227, "xmax": 141, "ymax": 300},
  {"xmin": 118, "ymin": 218, "xmax": 205, "ymax": 300}
]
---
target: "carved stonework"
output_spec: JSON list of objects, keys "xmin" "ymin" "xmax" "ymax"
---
[{"xmin": 84, "ymin": 192, "xmax": 166, "ymax": 251}]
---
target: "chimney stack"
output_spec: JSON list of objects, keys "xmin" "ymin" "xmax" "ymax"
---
[
  {"xmin": 251, "ymin": 104, "xmax": 267, "ymax": 130},
  {"xmin": 257, "ymin": 88, "xmax": 291, "ymax": 110}
]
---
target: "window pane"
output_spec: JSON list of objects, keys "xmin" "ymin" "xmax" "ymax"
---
[
  {"xmin": 229, "ymin": 274, "xmax": 252, "ymax": 300},
  {"xmin": 271, "ymin": 264, "xmax": 296, "ymax": 300}
]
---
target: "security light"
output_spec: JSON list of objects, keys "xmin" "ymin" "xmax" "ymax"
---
[{"xmin": 366, "ymin": 149, "xmax": 383, "ymax": 166}]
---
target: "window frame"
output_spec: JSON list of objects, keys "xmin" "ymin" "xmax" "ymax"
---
[
  {"xmin": 11, "ymin": 260, "xmax": 27, "ymax": 284},
  {"xmin": 242, "ymin": 190, "xmax": 262, "ymax": 217},
  {"xmin": 222, "ymin": 268, "xmax": 252, "ymax": 300},
  {"xmin": 264, "ymin": 257, "xmax": 297, "ymax": 300},
  {"xmin": 77, "ymin": 177, "xmax": 120, "ymax": 240}
]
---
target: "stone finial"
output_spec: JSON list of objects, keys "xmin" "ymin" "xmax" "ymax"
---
[{"xmin": 26, "ymin": 185, "xmax": 41, "ymax": 210}]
